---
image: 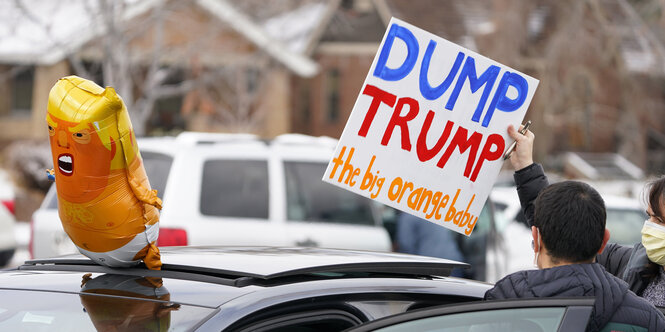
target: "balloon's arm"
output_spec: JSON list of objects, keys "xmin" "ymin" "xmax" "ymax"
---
[
  {"xmin": 46, "ymin": 169, "xmax": 55, "ymax": 181},
  {"xmin": 128, "ymin": 175, "xmax": 162, "ymax": 210}
]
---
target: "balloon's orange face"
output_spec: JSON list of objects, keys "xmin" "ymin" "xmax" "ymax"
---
[{"xmin": 47, "ymin": 114, "xmax": 116, "ymax": 203}]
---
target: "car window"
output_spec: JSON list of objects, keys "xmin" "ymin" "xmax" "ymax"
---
[
  {"xmin": 493, "ymin": 202, "xmax": 508, "ymax": 214},
  {"xmin": 362, "ymin": 307, "xmax": 565, "ymax": 332},
  {"xmin": 200, "ymin": 159, "xmax": 269, "ymax": 219},
  {"xmin": 141, "ymin": 151, "xmax": 173, "ymax": 200},
  {"xmin": 284, "ymin": 161, "xmax": 375, "ymax": 225},
  {"xmin": 606, "ymin": 208, "xmax": 647, "ymax": 245},
  {"xmin": 455, "ymin": 201, "xmax": 494, "ymax": 280},
  {"xmin": 473, "ymin": 202, "xmax": 493, "ymax": 235},
  {"xmin": 0, "ymin": 290, "xmax": 215, "ymax": 331},
  {"xmin": 234, "ymin": 309, "xmax": 362, "ymax": 332},
  {"xmin": 44, "ymin": 151, "xmax": 173, "ymax": 209}
]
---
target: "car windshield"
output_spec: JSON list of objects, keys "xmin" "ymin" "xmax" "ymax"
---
[
  {"xmin": 284, "ymin": 161, "xmax": 376, "ymax": 226},
  {"xmin": 0, "ymin": 289, "xmax": 214, "ymax": 331},
  {"xmin": 141, "ymin": 151, "xmax": 174, "ymax": 201},
  {"xmin": 606, "ymin": 207, "xmax": 647, "ymax": 245}
]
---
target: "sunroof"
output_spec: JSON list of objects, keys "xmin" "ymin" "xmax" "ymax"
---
[{"xmin": 21, "ymin": 246, "xmax": 469, "ymax": 286}]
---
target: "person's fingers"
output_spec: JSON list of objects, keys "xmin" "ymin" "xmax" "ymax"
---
[
  {"xmin": 524, "ymin": 129, "xmax": 535, "ymax": 140},
  {"xmin": 508, "ymin": 124, "xmax": 532, "ymax": 141},
  {"xmin": 507, "ymin": 125, "xmax": 521, "ymax": 140}
]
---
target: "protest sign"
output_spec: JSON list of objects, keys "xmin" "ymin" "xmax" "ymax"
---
[{"xmin": 323, "ymin": 17, "xmax": 539, "ymax": 236}]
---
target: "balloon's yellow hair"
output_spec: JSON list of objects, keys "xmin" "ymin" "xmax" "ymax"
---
[{"xmin": 47, "ymin": 75, "xmax": 139, "ymax": 169}]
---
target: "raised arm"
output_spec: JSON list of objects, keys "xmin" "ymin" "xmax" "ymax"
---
[
  {"xmin": 505, "ymin": 125, "xmax": 635, "ymax": 275},
  {"xmin": 507, "ymin": 124, "xmax": 548, "ymax": 227}
]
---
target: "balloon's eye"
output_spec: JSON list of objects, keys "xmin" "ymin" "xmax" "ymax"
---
[{"xmin": 72, "ymin": 130, "xmax": 91, "ymax": 144}]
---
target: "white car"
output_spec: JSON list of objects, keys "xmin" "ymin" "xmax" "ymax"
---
[
  {"xmin": 485, "ymin": 185, "xmax": 648, "ymax": 282},
  {"xmin": 0, "ymin": 205, "xmax": 16, "ymax": 267},
  {"xmin": 31, "ymin": 133, "xmax": 392, "ymax": 258},
  {"xmin": 485, "ymin": 186, "xmax": 535, "ymax": 283},
  {"xmin": 602, "ymin": 194, "xmax": 648, "ymax": 245},
  {"xmin": 0, "ymin": 169, "xmax": 16, "ymax": 266}
]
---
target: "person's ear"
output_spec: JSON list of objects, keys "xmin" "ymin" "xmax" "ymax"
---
[
  {"xmin": 597, "ymin": 229, "xmax": 611, "ymax": 254},
  {"xmin": 531, "ymin": 226, "xmax": 539, "ymax": 252}
]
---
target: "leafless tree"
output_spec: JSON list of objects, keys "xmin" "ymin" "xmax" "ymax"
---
[
  {"xmin": 14, "ymin": 0, "xmax": 283, "ymax": 136},
  {"xmin": 479, "ymin": 0, "xmax": 665, "ymax": 170}
]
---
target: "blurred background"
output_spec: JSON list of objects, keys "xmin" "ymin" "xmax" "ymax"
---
[{"xmin": 0, "ymin": 0, "xmax": 664, "ymax": 279}]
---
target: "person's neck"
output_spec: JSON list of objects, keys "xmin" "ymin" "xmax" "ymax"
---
[{"xmin": 538, "ymin": 251, "xmax": 593, "ymax": 269}]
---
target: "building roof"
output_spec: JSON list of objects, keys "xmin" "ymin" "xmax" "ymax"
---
[
  {"xmin": 0, "ymin": 0, "xmax": 159, "ymax": 65},
  {"xmin": 378, "ymin": 0, "xmax": 484, "ymax": 51},
  {"xmin": 0, "ymin": 0, "xmax": 327, "ymax": 77},
  {"xmin": 320, "ymin": 2, "xmax": 386, "ymax": 44}
]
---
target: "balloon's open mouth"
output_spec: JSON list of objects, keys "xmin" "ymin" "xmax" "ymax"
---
[{"xmin": 58, "ymin": 154, "xmax": 73, "ymax": 176}]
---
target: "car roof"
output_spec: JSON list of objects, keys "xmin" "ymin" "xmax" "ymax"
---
[
  {"xmin": 602, "ymin": 194, "xmax": 644, "ymax": 210},
  {"xmin": 490, "ymin": 186, "xmax": 645, "ymax": 212},
  {"xmin": 170, "ymin": 132, "xmax": 340, "ymax": 161},
  {"xmin": 135, "ymin": 136, "xmax": 178, "ymax": 156},
  {"xmin": 21, "ymin": 246, "xmax": 469, "ymax": 281},
  {"xmin": 2, "ymin": 247, "xmax": 480, "ymax": 310}
]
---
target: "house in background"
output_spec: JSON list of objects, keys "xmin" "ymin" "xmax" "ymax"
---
[{"xmin": 0, "ymin": 0, "xmax": 330, "ymax": 147}]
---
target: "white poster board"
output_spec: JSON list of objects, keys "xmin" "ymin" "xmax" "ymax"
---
[{"xmin": 323, "ymin": 17, "xmax": 539, "ymax": 236}]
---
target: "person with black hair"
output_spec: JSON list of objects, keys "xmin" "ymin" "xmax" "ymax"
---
[{"xmin": 484, "ymin": 125, "xmax": 665, "ymax": 332}]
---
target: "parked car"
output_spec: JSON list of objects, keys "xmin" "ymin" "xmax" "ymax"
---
[
  {"xmin": 0, "ymin": 203, "xmax": 16, "ymax": 267},
  {"xmin": 0, "ymin": 246, "xmax": 492, "ymax": 331},
  {"xmin": 31, "ymin": 133, "xmax": 392, "ymax": 259},
  {"xmin": 602, "ymin": 194, "xmax": 648, "ymax": 245},
  {"xmin": 0, "ymin": 169, "xmax": 15, "ymax": 216},
  {"xmin": 0, "ymin": 169, "xmax": 16, "ymax": 267}
]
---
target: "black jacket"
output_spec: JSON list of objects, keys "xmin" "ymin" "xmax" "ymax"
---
[
  {"xmin": 514, "ymin": 163, "xmax": 658, "ymax": 296},
  {"xmin": 485, "ymin": 263, "xmax": 665, "ymax": 331}
]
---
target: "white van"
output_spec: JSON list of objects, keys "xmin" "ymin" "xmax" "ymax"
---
[{"xmin": 30, "ymin": 133, "xmax": 392, "ymax": 258}]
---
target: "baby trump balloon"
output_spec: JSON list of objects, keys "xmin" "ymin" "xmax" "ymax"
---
[{"xmin": 46, "ymin": 76, "xmax": 162, "ymax": 270}]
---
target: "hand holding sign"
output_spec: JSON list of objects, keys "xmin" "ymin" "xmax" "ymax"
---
[
  {"xmin": 506, "ymin": 123, "xmax": 535, "ymax": 171},
  {"xmin": 324, "ymin": 18, "xmax": 539, "ymax": 236}
]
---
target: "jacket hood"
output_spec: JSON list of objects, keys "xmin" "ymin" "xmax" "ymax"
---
[{"xmin": 486, "ymin": 263, "xmax": 629, "ymax": 331}]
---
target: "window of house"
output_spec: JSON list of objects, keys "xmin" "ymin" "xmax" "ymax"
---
[
  {"xmin": 150, "ymin": 68, "xmax": 186, "ymax": 133},
  {"xmin": 80, "ymin": 61, "xmax": 104, "ymax": 87},
  {"xmin": 297, "ymin": 81, "xmax": 311, "ymax": 129},
  {"xmin": 152, "ymin": 95, "xmax": 185, "ymax": 132},
  {"xmin": 9, "ymin": 66, "xmax": 34, "ymax": 117},
  {"xmin": 325, "ymin": 69, "xmax": 340, "ymax": 123},
  {"xmin": 246, "ymin": 67, "xmax": 260, "ymax": 94}
]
